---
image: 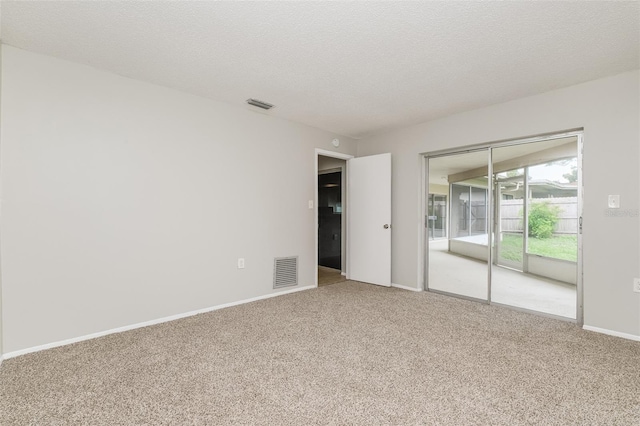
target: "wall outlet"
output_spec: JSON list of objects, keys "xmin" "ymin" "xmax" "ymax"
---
[
  {"xmin": 237, "ymin": 258, "xmax": 245, "ymax": 269},
  {"xmin": 634, "ymin": 278, "xmax": 640, "ymax": 293}
]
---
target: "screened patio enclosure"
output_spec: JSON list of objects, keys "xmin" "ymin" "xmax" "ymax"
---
[
  {"xmin": 427, "ymin": 194, "xmax": 447, "ymax": 239},
  {"xmin": 425, "ymin": 133, "xmax": 582, "ymax": 320}
]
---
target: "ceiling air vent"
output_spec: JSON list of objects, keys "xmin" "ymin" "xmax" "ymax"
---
[
  {"xmin": 246, "ymin": 98, "xmax": 274, "ymax": 110},
  {"xmin": 273, "ymin": 256, "xmax": 298, "ymax": 289}
]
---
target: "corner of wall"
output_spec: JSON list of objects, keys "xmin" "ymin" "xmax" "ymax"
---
[{"xmin": 0, "ymin": 40, "xmax": 5, "ymax": 361}]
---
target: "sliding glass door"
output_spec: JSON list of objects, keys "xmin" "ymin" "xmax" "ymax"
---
[
  {"xmin": 427, "ymin": 150, "xmax": 489, "ymax": 301},
  {"xmin": 425, "ymin": 132, "xmax": 582, "ymax": 320},
  {"xmin": 491, "ymin": 139, "xmax": 579, "ymax": 318}
]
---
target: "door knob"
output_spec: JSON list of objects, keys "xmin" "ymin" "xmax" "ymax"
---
[{"xmin": 383, "ymin": 224, "xmax": 390, "ymax": 229}]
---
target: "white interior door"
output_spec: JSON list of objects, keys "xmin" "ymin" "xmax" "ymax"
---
[{"xmin": 347, "ymin": 153, "xmax": 391, "ymax": 286}]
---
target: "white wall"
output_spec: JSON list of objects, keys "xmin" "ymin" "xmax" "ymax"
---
[
  {"xmin": 358, "ymin": 70, "xmax": 640, "ymax": 337},
  {"xmin": 0, "ymin": 46, "xmax": 357, "ymax": 354},
  {"xmin": 0, "ymin": 41, "xmax": 3, "ymax": 361}
]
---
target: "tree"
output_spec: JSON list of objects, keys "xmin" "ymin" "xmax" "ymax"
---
[
  {"xmin": 563, "ymin": 166, "xmax": 577, "ymax": 183},
  {"xmin": 545, "ymin": 157, "xmax": 578, "ymax": 183},
  {"xmin": 528, "ymin": 202, "xmax": 560, "ymax": 239}
]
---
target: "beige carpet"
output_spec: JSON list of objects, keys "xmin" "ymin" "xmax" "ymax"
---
[
  {"xmin": 318, "ymin": 265, "xmax": 347, "ymax": 286},
  {"xmin": 1, "ymin": 281, "xmax": 639, "ymax": 425}
]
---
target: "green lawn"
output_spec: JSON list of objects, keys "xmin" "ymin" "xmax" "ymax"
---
[{"xmin": 499, "ymin": 234, "xmax": 577, "ymax": 263}]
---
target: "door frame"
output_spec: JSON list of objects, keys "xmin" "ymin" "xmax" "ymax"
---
[
  {"xmin": 315, "ymin": 149, "xmax": 354, "ymax": 287},
  {"xmin": 420, "ymin": 129, "xmax": 584, "ymax": 325}
]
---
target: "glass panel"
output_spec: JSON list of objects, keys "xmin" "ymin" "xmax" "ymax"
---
[
  {"xmin": 427, "ymin": 151, "xmax": 489, "ymax": 301},
  {"xmin": 427, "ymin": 194, "xmax": 447, "ymax": 239},
  {"xmin": 433, "ymin": 195, "xmax": 447, "ymax": 238},
  {"xmin": 495, "ymin": 169, "xmax": 525, "ymax": 270},
  {"xmin": 527, "ymin": 159, "xmax": 578, "ymax": 262},
  {"xmin": 451, "ymin": 184, "xmax": 470, "ymax": 238},
  {"xmin": 491, "ymin": 138, "xmax": 578, "ymax": 319},
  {"xmin": 470, "ymin": 187, "xmax": 487, "ymax": 235}
]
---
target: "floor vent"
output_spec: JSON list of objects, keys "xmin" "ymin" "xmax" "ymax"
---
[{"xmin": 274, "ymin": 256, "xmax": 298, "ymax": 289}]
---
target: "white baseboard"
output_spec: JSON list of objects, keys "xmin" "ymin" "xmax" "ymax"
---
[
  {"xmin": 3, "ymin": 285, "xmax": 316, "ymax": 360},
  {"xmin": 341, "ymin": 272, "xmax": 346, "ymax": 276},
  {"xmin": 583, "ymin": 325, "xmax": 640, "ymax": 342},
  {"xmin": 391, "ymin": 283, "xmax": 423, "ymax": 292}
]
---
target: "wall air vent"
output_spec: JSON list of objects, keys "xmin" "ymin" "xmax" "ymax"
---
[
  {"xmin": 246, "ymin": 98, "xmax": 274, "ymax": 110},
  {"xmin": 273, "ymin": 256, "xmax": 298, "ymax": 289}
]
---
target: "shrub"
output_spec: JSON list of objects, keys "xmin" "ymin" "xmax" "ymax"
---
[{"xmin": 528, "ymin": 202, "xmax": 560, "ymax": 239}]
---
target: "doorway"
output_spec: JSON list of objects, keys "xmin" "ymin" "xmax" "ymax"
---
[
  {"xmin": 427, "ymin": 149, "xmax": 490, "ymax": 301},
  {"xmin": 315, "ymin": 150, "xmax": 392, "ymax": 288},
  {"xmin": 317, "ymin": 153, "xmax": 349, "ymax": 287},
  {"xmin": 318, "ymin": 171, "xmax": 342, "ymax": 270},
  {"xmin": 424, "ymin": 131, "xmax": 583, "ymax": 322}
]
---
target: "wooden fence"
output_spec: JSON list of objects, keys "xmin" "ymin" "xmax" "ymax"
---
[{"xmin": 500, "ymin": 197, "xmax": 577, "ymax": 234}]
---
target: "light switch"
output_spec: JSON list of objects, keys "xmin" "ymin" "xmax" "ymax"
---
[
  {"xmin": 308, "ymin": 200, "xmax": 313, "ymax": 209},
  {"xmin": 608, "ymin": 195, "xmax": 620, "ymax": 209}
]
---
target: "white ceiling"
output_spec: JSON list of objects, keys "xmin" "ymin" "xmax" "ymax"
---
[{"xmin": 1, "ymin": 1, "xmax": 638, "ymax": 139}]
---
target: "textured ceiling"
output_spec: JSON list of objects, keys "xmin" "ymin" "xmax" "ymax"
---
[{"xmin": 1, "ymin": 1, "xmax": 638, "ymax": 139}]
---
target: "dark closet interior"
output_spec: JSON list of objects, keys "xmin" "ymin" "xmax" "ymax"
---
[{"xmin": 318, "ymin": 171, "xmax": 342, "ymax": 270}]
